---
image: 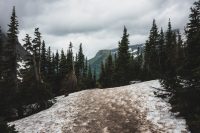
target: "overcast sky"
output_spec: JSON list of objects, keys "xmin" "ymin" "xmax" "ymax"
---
[{"xmin": 0, "ymin": 0, "xmax": 196, "ymax": 58}]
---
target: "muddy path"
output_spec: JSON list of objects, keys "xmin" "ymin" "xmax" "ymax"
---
[{"xmin": 62, "ymin": 89, "xmax": 156, "ymax": 133}]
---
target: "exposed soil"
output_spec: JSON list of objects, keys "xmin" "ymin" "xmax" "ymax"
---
[{"xmin": 62, "ymin": 89, "xmax": 156, "ymax": 133}]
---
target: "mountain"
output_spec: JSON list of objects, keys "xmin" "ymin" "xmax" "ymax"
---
[{"xmin": 88, "ymin": 44, "xmax": 145, "ymax": 77}]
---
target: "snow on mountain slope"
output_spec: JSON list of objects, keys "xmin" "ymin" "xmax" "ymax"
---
[{"xmin": 9, "ymin": 80, "xmax": 189, "ymax": 133}]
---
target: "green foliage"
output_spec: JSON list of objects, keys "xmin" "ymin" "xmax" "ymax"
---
[
  {"xmin": 173, "ymin": 1, "xmax": 200, "ymax": 131},
  {"xmin": 99, "ymin": 27, "xmax": 143, "ymax": 88},
  {"xmin": 76, "ymin": 43, "xmax": 85, "ymax": 79},
  {"xmin": 99, "ymin": 53, "xmax": 114, "ymax": 88},
  {"xmin": 66, "ymin": 42, "xmax": 73, "ymax": 75},
  {"xmin": 59, "ymin": 49, "xmax": 67, "ymax": 78},
  {"xmin": 0, "ymin": 6, "xmax": 19, "ymax": 121},
  {"xmin": 99, "ymin": 61, "xmax": 106, "ymax": 88},
  {"xmin": 41, "ymin": 41, "xmax": 47, "ymax": 78},
  {"xmin": 114, "ymin": 26, "xmax": 131, "ymax": 86},
  {"xmin": 16, "ymin": 28, "xmax": 53, "ymax": 118},
  {"xmin": 144, "ymin": 20, "xmax": 160, "ymax": 79}
]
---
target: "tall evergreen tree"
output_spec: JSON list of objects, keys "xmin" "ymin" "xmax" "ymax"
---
[
  {"xmin": 55, "ymin": 50, "xmax": 60, "ymax": 76},
  {"xmin": 0, "ymin": 27, "xmax": 3, "ymax": 80},
  {"xmin": 92, "ymin": 68, "xmax": 97, "ymax": 88},
  {"xmin": 77, "ymin": 43, "xmax": 84, "ymax": 78},
  {"xmin": 183, "ymin": 0, "xmax": 200, "ymax": 81},
  {"xmin": 144, "ymin": 40, "xmax": 151, "ymax": 80},
  {"xmin": 115, "ymin": 26, "xmax": 130, "ymax": 86},
  {"xmin": 32, "ymin": 28, "xmax": 42, "ymax": 82},
  {"xmin": 144, "ymin": 19, "xmax": 159, "ymax": 79},
  {"xmin": 41, "ymin": 41, "xmax": 47, "ymax": 78},
  {"xmin": 59, "ymin": 49, "xmax": 67, "ymax": 78},
  {"xmin": 161, "ymin": 20, "xmax": 178, "ymax": 91},
  {"xmin": 0, "ymin": 6, "xmax": 19, "ymax": 119},
  {"xmin": 178, "ymin": 1, "xmax": 200, "ymax": 131},
  {"xmin": 61, "ymin": 42, "xmax": 77, "ymax": 94},
  {"xmin": 19, "ymin": 29, "xmax": 53, "ymax": 116},
  {"xmin": 87, "ymin": 65, "xmax": 93, "ymax": 89},
  {"xmin": 7, "ymin": 6, "xmax": 19, "ymax": 87},
  {"xmin": 66, "ymin": 42, "xmax": 73, "ymax": 75},
  {"xmin": 99, "ymin": 61, "xmax": 106, "ymax": 88},
  {"xmin": 47, "ymin": 47, "xmax": 53, "ymax": 79},
  {"xmin": 158, "ymin": 28, "xmax": 166, "ymax": 76},
  {"xmin": 104, "ymin": 53, "xmax": 114, "ymax": 87}
]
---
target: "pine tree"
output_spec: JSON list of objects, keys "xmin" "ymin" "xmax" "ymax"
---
[
  {"xmin": 66, "ymin": 42, "xmax": 73, "ymax": 75},
  {"xmin": 77, "ymin": 43, "xmax": 84, "ymax": 78},
  {"xmin": 99, "ymin": 61, "xmax": 106, "ymax": 88},
  {"xmin": 41, "ymin": 41, "xmax": 47, "ymax": 78},
  {"xmin": 184, "ymin": 0, "xmax": 200, "ymax": 81},
  {"xmin": 0, "ymin": 26, "xmax": 18, "ymax": 132},
  {"xmin": 92, "ymin": 68, "xmax": 97, "ymax": 88},
  {"xmin": 55, "ymin": 50, "xmax": 60, "ymax": 76},
  {"xmin": 47, "ymin": 46, "xmax": 53, "ymax": 79},
  {"xmin": 87, "ymin": 65, "xmax": 93, "ymax": 89},
  {"xmin": 0, "ymin": 27, "xmax": 3, "ymax": 80},
  {"xmin": 175, "ymin": 30, "xmax": 184, "ymax": 72},
  {"xmin": 61, "ymin": 42, "xmax": 77, "ymax": 94},
  {"xmin": 115, "ymin": 26, "xmax": 130, "ymax": 86},
  {"xmin": 104, "ymin": 53, "xmax": 114, "ymax": 87},
  {"xmin": 144, "ymin": 19, "xmax": 159, "ymax": 79},
  {"xmin": 16, "ymin": 34, "xmax": 34, "ymax": 118},
  {"xmin": 144, "ymin": 40, "xmax": 151, "ymax": 80},
  {"xmin": 19, "ymin": 28, "xmax": 52, "ymax": 114},
  {"xmin": 7, "ymin": 7, "xmax": 19, "ymax": 86},
  {"xmin": 59, "ymin": 49, "xmax": 67, "ymax": 78},
  {"xmin": 158, "ymin": 28, "xmax": 165, "ymax": 75},
  {"xmin": 83, "ymin": 58, "xmax": 88, "ymax": 79},
  {"xmin": 0, "ymin": 6, "xmax": 19, "ymax": 119},
  {"xmin": 178, "ymin": 1, "xmax": 200, "ymax": 131},
  {"xmin": 161, "ymin": 20, "xmax": 178, "ymax": 91},
  {"xmin": 53, "ymin": 50, "xmax": 60, "ymax": 95},
  {"xmin": 32, "ymin": 28, "xmax": 42, "ymax": 82}
]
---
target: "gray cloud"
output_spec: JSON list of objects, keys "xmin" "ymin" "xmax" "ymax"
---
[{"xmin": 0, "ymin": 0, "xmax": 196, "ymax": 58}]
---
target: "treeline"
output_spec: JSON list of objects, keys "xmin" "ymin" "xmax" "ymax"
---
[
  {"xmin": 144, "ymin": 1, "xmax": 200, "ymax": 131},
  {"xmin": 99, "ymin": 20, "xmax": 184, "ymax": 89},
  {"xmin": 0, "ymin": 7, "xmax": 96, "ymax": 132},
  {"xmin": 99, "ymin": 0, "xmax": 200, "ymax": 132}
]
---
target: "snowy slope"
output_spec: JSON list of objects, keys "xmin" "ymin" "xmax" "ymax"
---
[{"xmin": 9, "ymin": 80, "xmax": 189, "ymax": 133}]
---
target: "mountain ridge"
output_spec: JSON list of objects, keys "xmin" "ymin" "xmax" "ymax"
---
[{"xmin": 88, "ymin": 43, "xmax": 145, "ymax": 77}]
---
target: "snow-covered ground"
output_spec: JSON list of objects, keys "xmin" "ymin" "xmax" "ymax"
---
[{"xmin": 9, "ymin": 80, "xmax": 189, "ymax": 133}]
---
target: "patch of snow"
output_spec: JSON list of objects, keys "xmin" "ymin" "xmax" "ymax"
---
[
  {"xmin": 17, "ymin": 60, "xmax": 26, "ymax": 81},
  {"xmin": 9, "ymin": 80, "xmax": 189, "ymax": 133},
  {"xmin": 126, "ymin": 81, "xmax": 189, "ymax": 132}
]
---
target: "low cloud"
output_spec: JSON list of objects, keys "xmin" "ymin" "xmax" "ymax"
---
[{"xmin": 0, "ymin": 0, "xmax": 196, "ymax": 58}]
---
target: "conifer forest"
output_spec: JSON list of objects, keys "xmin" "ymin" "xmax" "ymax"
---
[{"xmin": 0, "ymin": 0, "xmax": 200, "ymax": 132}]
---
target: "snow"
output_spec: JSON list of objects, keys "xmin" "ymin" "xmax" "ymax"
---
[
  {"xmin": 17, "ymin": 60, "xmax": 26, "ymax": 81},
  {"xmin": 9, "ymin": 80, "xmax": 189, "ymax": 133}
]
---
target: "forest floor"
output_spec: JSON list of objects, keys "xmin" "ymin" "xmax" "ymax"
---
[{"xmin": 9, "ymin": 80, "xmax": 189, "ymax": 133}]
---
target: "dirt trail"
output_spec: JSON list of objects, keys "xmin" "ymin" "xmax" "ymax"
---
[{"xmin": 61, "ymin": 89, "xmax": 156, "ymax": 133}]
